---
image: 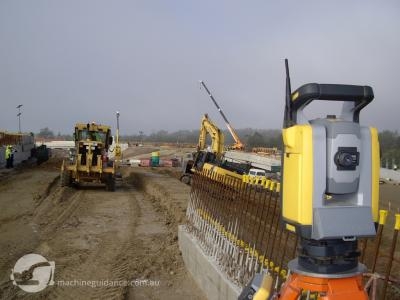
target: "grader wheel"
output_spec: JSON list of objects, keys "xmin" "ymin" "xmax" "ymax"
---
[
  {"xmin": 106, "ymin": 174, "xmax": 116, "ymax": 192},
  {"xmin": 60, "ymin": 171, "xmax": 72, "ymax": 187}
]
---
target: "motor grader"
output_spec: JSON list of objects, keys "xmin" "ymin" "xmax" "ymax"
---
[{"xmin": 61, "ymin": 122, "xmax": 116, "ymax": 191}]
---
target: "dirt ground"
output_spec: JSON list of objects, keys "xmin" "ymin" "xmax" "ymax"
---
[
  {"xmin": 0, "ymin": 147, "xmax": 204, "ymax": 300},
  {"xmin": 0, "ymin": 146, "xmax": 399, "ymax": 299}
]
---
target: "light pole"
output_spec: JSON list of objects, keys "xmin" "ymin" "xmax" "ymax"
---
[
  {"xmin": 16, "ymin": 104, "xmax": 23, "ymax": 133},
  {"xmin": 116, "ymin": 111, "xmax": 120, "ymax": 145},
  {"xmin": 115, "ymin": 111, "xmax": 121, "ymax": 161}
]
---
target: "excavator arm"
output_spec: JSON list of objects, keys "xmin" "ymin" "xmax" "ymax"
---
[{"xmin": 198, "ymin": 114, "xmax": 225, "ymax": 156}]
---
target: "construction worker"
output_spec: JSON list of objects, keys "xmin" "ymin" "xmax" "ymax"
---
[{"xmin": 5, "ymin": 145, "xmax": 13, "ymax": 168}]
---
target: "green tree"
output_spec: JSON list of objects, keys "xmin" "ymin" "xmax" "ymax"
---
[
  {"xmin": 379, "ymin": 130, "xmax": 400, "ymax": 168},
  {"xmin": 247, "ymin": 132, "xmax": 267, "ymax": 148},
  {"xmin": 37, "ymin": 127, "xmax": 54, "ymax": 139}
]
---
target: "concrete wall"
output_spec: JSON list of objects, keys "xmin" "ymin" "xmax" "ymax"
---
[
  {"xmin": 37, "ymin": 140, "xmax": 75, "ymax": 149},
  {"xmin": 178, "ymin": 225, "xmax": 241, "ymax": 300}
]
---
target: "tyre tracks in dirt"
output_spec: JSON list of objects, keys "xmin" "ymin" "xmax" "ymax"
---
[
  {"xmin": 125, "ymin": 169, "xmax": 204, "ymax": 300},
  {"xmin": 1, "ymin": 170, "xmax": 139, "ymax": 299},
  {"xmin": 0, "ymin": 169, "xmax": 60, "ymax": 297},
  {"xmin": 1, "ymin": 164, "xmax": 205, "ymax": 300},
  {"xmin": 40, "ymin": 184, "xmax": 139, "ymax": 300}
]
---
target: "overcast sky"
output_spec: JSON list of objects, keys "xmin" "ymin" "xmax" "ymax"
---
[{"xmin": 0, "ymin": 1, "xmax": 399, "ymax": 135}]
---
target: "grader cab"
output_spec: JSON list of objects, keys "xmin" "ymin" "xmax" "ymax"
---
[{"xmin": 61, "ymin": 122, "xmax": 116, "ymax": 191}]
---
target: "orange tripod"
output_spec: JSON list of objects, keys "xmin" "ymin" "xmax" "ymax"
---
[
  {"xmin": 279, "ymin": 270, "xmax": 368, "ymax": 300},
  {"xmin": 279, "ymin": 260, "xmax": 368, "ymax": 300}
]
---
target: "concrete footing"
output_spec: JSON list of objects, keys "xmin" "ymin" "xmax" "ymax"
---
[{"xmin": 178, "ymin": 225, "xmax": 241, "ymax": 300}]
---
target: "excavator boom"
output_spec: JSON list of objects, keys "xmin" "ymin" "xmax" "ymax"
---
[{"xmin": 198, "ymin": 114, "xmax": 224, "ymax": 156}]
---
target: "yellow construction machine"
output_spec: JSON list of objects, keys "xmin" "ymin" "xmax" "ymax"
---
[
  {"xmin": 199, "ymin": 80, "xmax": 245, "ymax": 150},
  {"xmin": 61, "ymin": 122, "xmax": 116, "ymax": 191},
  {"xmin": 199, "ymin": 80, "xmax": 279, "ymax": 176},
  {"xmin": 197, "ymin": 113, "xmax": 225, "ymax": 155},
  {"xmin": 181, "ymin": 114, "xmax": 245, "ymax": 184},
  {"xmin": 240, "ymin": 59, "xmax": 379, "ymax": 300},
  {"xmin": 181, "ymin": 114, "xmax": 225, "ymax": 184}
]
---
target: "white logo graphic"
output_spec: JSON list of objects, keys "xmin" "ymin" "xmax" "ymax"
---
[{"xmin": 10, "ymin": 254, "xmax": 55, "ymax": 293}]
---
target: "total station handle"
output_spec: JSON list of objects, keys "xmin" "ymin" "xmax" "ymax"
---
[
  {"xmin": 284, "ymin": 59, "xmax": 374, "ymax": 126},
  {"xmin": 291, "ymin": 83, "xmax": 374, "ymax": 124},
  {"xmin": 292, "ymin": 83, "xmax": 373, "ymax": 107}
]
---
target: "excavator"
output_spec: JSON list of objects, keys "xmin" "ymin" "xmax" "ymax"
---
[
  {"xmin": 200, "ymin": 80, "xmax": 280, "ymax": 175},
  {"xmin": 195, "ymin": 115, "xmax": 250, "ymax": 179},
  {"xmin": 197, "ymin": 114, "xmax": 225, "ymax": 156},
  {"xmin": 180, "ymin": 114, "xmax": 225, "ymax": 184},
  {"xmin": 181, "ymin": 114, "xmax": 248, "ymax": 184},
  {"xmin": 181, "ymin": 82, "xmax": 273, "ymax": 185},
  {"xmin": 181, "ymin": 81, "xmax": 275, "ymax": 185}
]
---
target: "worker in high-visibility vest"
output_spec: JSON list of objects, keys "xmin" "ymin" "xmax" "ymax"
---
[{"xmin": 5, "ymin": 145, "xmax": 13, "ymax": 168}]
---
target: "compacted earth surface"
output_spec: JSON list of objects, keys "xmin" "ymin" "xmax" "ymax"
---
[
  {"xmin": 0, "ymin": 147, "xmax": 204, "ymax": 300},
  {"xmin": 1, "ymin": 146, "xmax": 399, "ymax": 299}
]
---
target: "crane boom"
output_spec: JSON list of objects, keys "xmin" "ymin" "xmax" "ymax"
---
[{"xmin": 199, "ymin": 81, "xmax": 244, "ymax": 150}]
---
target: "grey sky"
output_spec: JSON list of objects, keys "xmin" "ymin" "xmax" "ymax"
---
[{"xmin": 0, "ymin": 1, "xmax": 399, "ymax": 135}]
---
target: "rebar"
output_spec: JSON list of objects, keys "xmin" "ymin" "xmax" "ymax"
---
[{"xmin": 185, "ymin": 171, "xmax": 400, "ymax": 300}]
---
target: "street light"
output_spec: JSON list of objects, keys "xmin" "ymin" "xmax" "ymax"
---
[
  {"xmin": 115, "ymin": 111, "xmax": 121, "ymax": 161},
  {"xmin": 16, "ymin": 104, "xmax": 23, "ymax": 133},
  {"xmin": 116, "ymin": 111, "xmax": 120, "ymax": 144},
  {"xmin": 116, "ymin": 110, "xmax": 120, "ymax": 131}
]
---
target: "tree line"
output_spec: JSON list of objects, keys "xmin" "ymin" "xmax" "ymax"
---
[
  {"xmin": 120, "ymin": 128, "xmax": 282, "ymax": 149},
  {"xmin": 35, "ymin": 127, "xmax": 282, "ymax": 148},
  {"xmin": 379, "ymin": 130, "xmax": 400, "ymax": 169},
  {"xmin": 35, "ymin": 127, "xmax": 400, "ymax": 168}
]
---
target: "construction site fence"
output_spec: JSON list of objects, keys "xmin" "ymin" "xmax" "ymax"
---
[
  {"xmin": 185, "ymin": 170, "xmax": 400, "ymax": 300},
  {"xmin": 0, "ymin": 131, "xmax": 34, "ymax": 147}
]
